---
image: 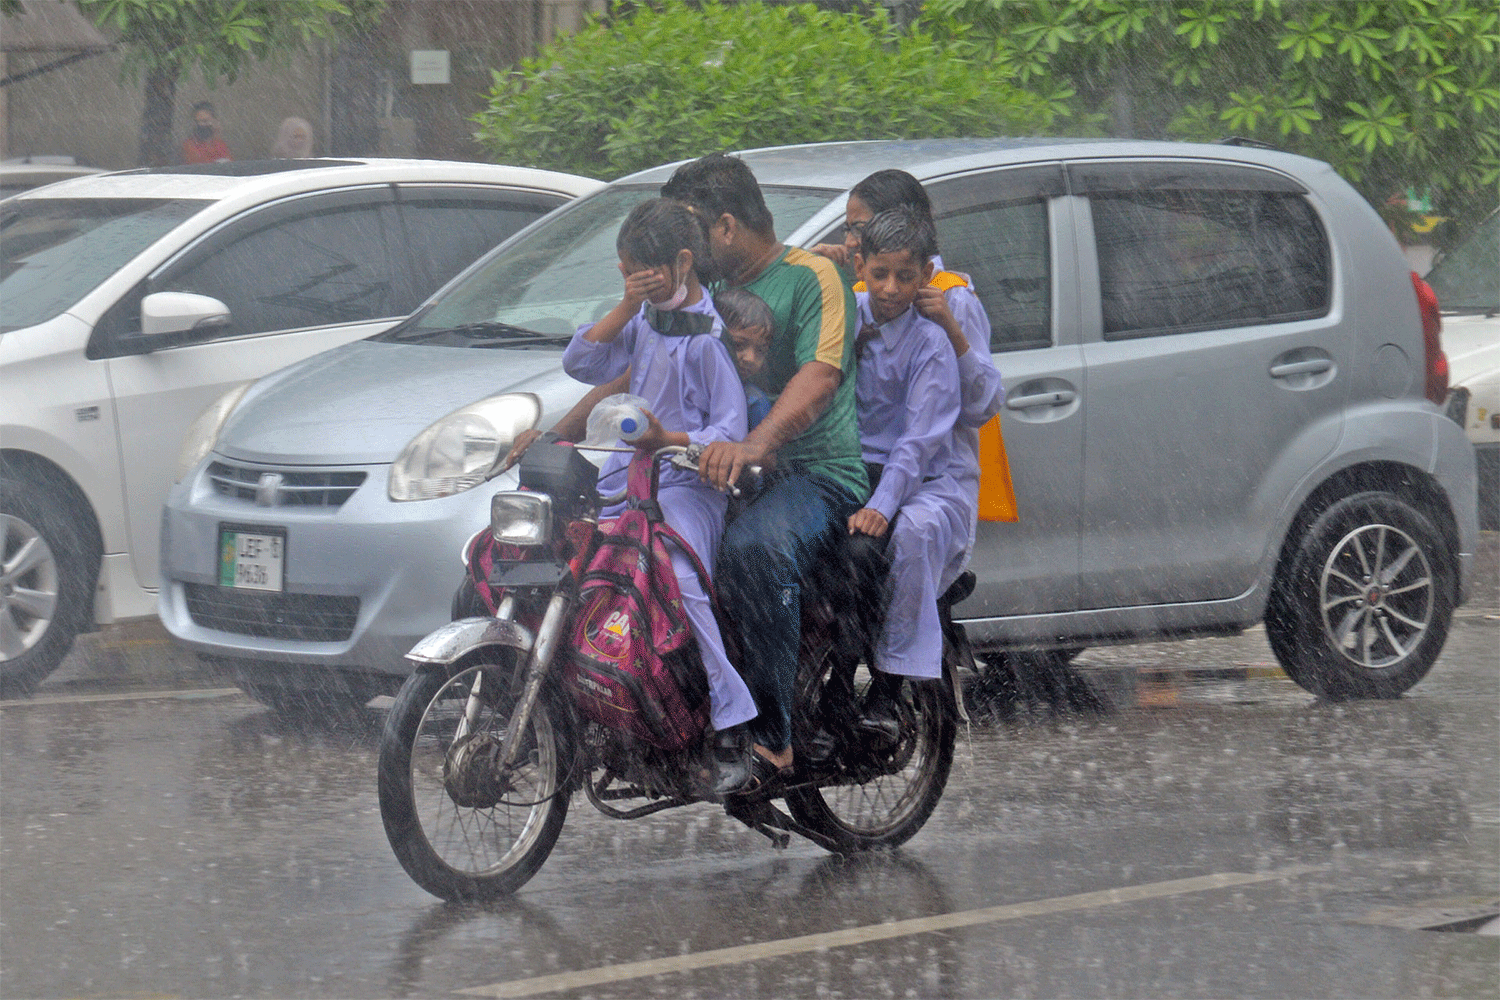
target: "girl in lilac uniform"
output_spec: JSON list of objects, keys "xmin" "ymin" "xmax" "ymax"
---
[{"xmin": 562, "ymin": 199, "xmax": 757, "ymax": 734}]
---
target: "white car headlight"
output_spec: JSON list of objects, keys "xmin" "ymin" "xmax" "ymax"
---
[
  {"xmin": 388, "ymin": 392, "xmax": 541, "ymax": 501},
  {"xmin": 175, "ymin": 381, "xmax": 256, "ymax": 482}
]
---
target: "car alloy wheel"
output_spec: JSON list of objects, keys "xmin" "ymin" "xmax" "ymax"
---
[
  {"xmin": 0, "ymin": 513, "xmax": 59, "ymax": 661},
  {"xmin": 1318, "ymin": 522, "xmax": 1433, "ymax": 672}
]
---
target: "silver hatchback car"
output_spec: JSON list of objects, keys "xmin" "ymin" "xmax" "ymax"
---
[{"xmin": 160, "ymin": 139, "xmax": 1478, "ymax": 712}]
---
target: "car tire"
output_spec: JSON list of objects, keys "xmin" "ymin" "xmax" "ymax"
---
[
  {"xmin": 0, "ymin": 475, "xmax": 97, "ymax": 697},
  {"xmin": 1266, "ymin": 491, "xmax": 1455, "ymax": 700}
]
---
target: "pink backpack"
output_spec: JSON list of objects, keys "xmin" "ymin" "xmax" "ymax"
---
[
  {"xmin": 465, "ymin": 452, "xmax": 716, "ymax": 750},
  {"xmin": 561, "ymin": 453, "xmax": 716, "ymax": 750}
]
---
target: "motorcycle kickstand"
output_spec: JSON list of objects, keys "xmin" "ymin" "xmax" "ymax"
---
[{"xmin": 723, "ymin": 797, "xmax": 843, "ymax": 853}]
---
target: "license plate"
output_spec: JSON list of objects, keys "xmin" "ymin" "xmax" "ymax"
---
[{"xmin": 218, "ymin": 527, "xmax": 285, "ymax": 592}]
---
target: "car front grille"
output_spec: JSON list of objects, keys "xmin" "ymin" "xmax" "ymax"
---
[
  {"xmin": 184, "ymin": 584, "xmax": 359, "ymax": 642},
  {"xmin": 206, "ymin": 460, "xmax": 366, "ymax": 509}
]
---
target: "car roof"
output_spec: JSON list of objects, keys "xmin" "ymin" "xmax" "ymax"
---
[
  {"xmin": 618, "ymin": 138, "xmax": 1331, "ymax": 191},
  {"xmin": 7, "ymin": 157, "xmax": 602, "ymax": 202}
]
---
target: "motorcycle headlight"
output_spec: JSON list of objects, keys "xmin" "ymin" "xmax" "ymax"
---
[
  {"xmin": 490, "ymin": 492, "xmax": 552, "ymax": 546},
  {"xmin": 175, "ymin": 381, "xmax": 256, "ymax": 482},
  {"xmin": 388, "ymin": 392, "xmax": 541, "ymax": 501}
]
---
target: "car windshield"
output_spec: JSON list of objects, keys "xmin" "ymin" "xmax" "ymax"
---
[
  {"xmin": 379, "ymin": 183, "xmax": 839, "ymax": 348},
  {"xmin": 0, "ymin": 197, "xmax": 208, "ymax": 332},
  {"xmin": 1425, "ymin": 210, "xmax": 1498, "ymax": 314}
]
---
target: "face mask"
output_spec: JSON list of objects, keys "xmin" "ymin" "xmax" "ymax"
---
[
  {"xmin": 194, "ymin": 124, "xmax": 214, "ymax": 140},
  {"xmin": 657, "ymin": 280, "xmax": 689, "ymax": 311},
  {"xmin": 654, "ymin": 262, "xmax": 689, "ymax": 311}
]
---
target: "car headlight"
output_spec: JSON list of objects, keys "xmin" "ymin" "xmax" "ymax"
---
[
  {"xmin": 490, "ymin": 492, "xmax": 552, "ymax": 546},
  {"xmin": 388, "ymin": 392, "xmax": 541, "ymax": 501},
  {"xmin": 175, "ymin": 381, "xmax": 256, "ymax": 482}
]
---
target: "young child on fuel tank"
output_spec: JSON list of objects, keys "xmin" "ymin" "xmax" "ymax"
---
[
  {"xmin": 847, "ymin": 207, "xmax": 968, "ymax": 701},
  {"xmin": 712, "ymin": 287, "xmax": 776, "ymax": 431},
  {"xmin": 561, "ymin": 198, "xmax": 757, "ymax": 740}
]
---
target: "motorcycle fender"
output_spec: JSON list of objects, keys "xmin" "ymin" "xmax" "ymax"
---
[
  {"xmin": 405, "ymin": 617, "xmax": 536, "ymax": 668},
  {"xmin": 942, "ymin": 620, "xmax": 973, "ymax": 727}
]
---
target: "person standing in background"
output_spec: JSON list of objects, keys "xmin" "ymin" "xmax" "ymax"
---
[
  {"xmin": 271, "ymin": 117, "xmax": 315, "ymax": 159},
  {"xmin": 181, "ymin": 101, "xmax": 231, "ymax": 164}
]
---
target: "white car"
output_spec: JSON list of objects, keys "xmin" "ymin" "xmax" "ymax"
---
[
  {"xmin": 0, "ymin": 155, "xmax": 105, "ymax": 199},
  {"xmin": 0, "ymin": 159, "xmax": 602, "ymax": 691},
  {"xmin": 1428, "ymin": 209, "xmax": 1499, "ymax": 529}
]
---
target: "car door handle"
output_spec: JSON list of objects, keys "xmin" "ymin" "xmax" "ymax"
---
[
  {"xmin": 1006, "ymin": 389, "xmax": 1077, "ymax": 409},
  {"xmin": 1269, "ymin": 358, "xmax": 1333, "ymax": 378}
]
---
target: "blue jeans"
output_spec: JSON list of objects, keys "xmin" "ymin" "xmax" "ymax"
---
[{"xmin": 716, "ymin": 472, "xmax": 863, "ymax": 753}]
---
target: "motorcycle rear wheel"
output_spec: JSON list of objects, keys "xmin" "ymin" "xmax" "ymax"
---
[
  {"xmin": 378, "ymin": 658, "xmax": 569, "ymax": 900},
  {"xmin": 785, "ymin": 642, "xmax": 955, "ymax": 852}
]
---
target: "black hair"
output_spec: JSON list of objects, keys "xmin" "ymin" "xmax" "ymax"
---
[
  {"xmin": 858, "ymin": 207, "xmax": 938, "ymax": 264},
  {"xmin": 660, "ymin": 152, "xmax": 775, "ymax": 239},
  {"xmin": 850, "ymin": 169, "xmax": 932, "ymax": 221},
  {"xmin": 616, "ymin": 198, "xmax": 708, "ymax": 272},
  {"xmin": 713, "ymin": 287, "xmax": 773, "ymax": 333},
  {"xmin": 192, "ymin": 101, "xmax": 216, "ymax": 116}
]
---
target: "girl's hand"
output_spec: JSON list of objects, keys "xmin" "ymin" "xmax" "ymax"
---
[
  {"xmin": 619, "ymin": 261, "xmax": 668, "ymax": 310},
  {"xmin": 915, "ymin": 285, "xmax": 967, "ymax": 356},
  {"xmin": 631, "ymin": 408, "xmax": 689, "ymax": 454},
  {"xmin": 847, "ymin": 507, "xmax": 889, "ymax": 537}
]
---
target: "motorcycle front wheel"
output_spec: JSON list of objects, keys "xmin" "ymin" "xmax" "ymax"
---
[
  {"xmin": 378, "ymin": 657, "xmax": 570, "ymax": 900},
  {"xmin": 785, "ymin": 640, "xmax": 956, "ymax": 852}
]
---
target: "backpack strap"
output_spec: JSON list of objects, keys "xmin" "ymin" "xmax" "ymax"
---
[{"xmin": 625, "ymin": 450, "xmax": 664, "ymax": 521}]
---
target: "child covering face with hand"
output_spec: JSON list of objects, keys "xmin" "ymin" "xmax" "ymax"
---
[{"xmin": 561, "ymin": 198, "xmax": 757, "ymax": 747}]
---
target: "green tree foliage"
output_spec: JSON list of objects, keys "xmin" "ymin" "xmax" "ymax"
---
[
  {"xmin": 76, "ymin": 0, "xmax": 383, "ymax": 165},
  {"xmin": 924, "ymin": 0, "xmax": 1499, "ymax": 234},
  {"xmin": 473, "ymin": 0, "xmax": 1056, "ymax": 181}
]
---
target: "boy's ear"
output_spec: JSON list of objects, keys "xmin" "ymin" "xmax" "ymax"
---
[
  {"xmin": 676, "ymin": 247, "xmax": 694, "ymax": 276},
  {"xmin": 853, "ymin": 252, "xmax": 866, "ymax": 281},
  {"xmin": 922, "ymin": 259, "xmax": 936, "ymax": 285}
]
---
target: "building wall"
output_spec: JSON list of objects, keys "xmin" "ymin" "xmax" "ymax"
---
[{"xmin": 2, "ymin": 0, "xmax": 605, "ymax": 168}]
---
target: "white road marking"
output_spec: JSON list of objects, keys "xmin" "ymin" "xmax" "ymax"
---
[
  {"xmin": 460, "ymin": 865, "xmax": 1319, "ymax": 998},
  {"xmin": 0, "ymin": 687, "xmax": 243, "ymax": 708}
]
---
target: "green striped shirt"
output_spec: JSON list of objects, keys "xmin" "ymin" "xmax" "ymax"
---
[{"xmin": 733, "ymin": 247, "xmax": 869, "ymax": 501}]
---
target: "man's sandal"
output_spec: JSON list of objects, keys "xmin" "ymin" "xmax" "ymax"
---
[{"xmin": 716, "ymin": 746, "xmax": 792, "ymax": 800}]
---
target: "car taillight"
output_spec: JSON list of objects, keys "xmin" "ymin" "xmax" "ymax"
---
[{"xmin": 1411, "ymin": 272, "xmax": 1448, "ymax": 405}]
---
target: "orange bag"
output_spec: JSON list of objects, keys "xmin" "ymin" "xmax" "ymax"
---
[{"xmin": 977, "ymin": 415, "xmax": 1019, "ymax": 522}]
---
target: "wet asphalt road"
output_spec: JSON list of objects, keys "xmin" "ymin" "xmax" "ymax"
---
[{"xmin": 2, "ymin": 542, "xmax": 1496, "ymax": 999}]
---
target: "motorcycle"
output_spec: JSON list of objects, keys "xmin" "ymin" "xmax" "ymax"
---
[{"xmin": 377, "ymin": 437, "xmax": 972, "ymax": 901}]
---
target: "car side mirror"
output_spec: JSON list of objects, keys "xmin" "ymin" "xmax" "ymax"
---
[{"xmin": 115, "ymin": 291, "xmax": 233, "ymax": 355}]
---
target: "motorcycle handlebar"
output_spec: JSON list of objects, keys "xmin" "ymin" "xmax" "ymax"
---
[{"xmin": 595, "ymin": 444, "xmax": 763, "ymax": 507}]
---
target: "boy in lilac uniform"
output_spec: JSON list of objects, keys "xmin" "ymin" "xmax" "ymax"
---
[
  {"xmin": 817, "ymin": 169, "xmax": 1006, "ymax": 578},
  {"xmin": 562, "ymin": 199, "xmax": 757, "ymax": 736},
  {"xmin": 846, "ymin": 208, "xmax": 966, "ymax": 685}
]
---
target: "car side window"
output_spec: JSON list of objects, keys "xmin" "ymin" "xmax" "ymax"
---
[
  {"xmin": 1086, "ymin": 181, "xmax": 1331, "ymax": 340},
  {"xmin": 928, "ymin": 165, "xmax": 1064, "ymax": 353},
  {"xmin": 392, "ymin": 187, "xmax": 567, "ymax": 313},
  {"xmin": 155, "ymin": 189, "xmax": 397, "ymax": 340}
]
